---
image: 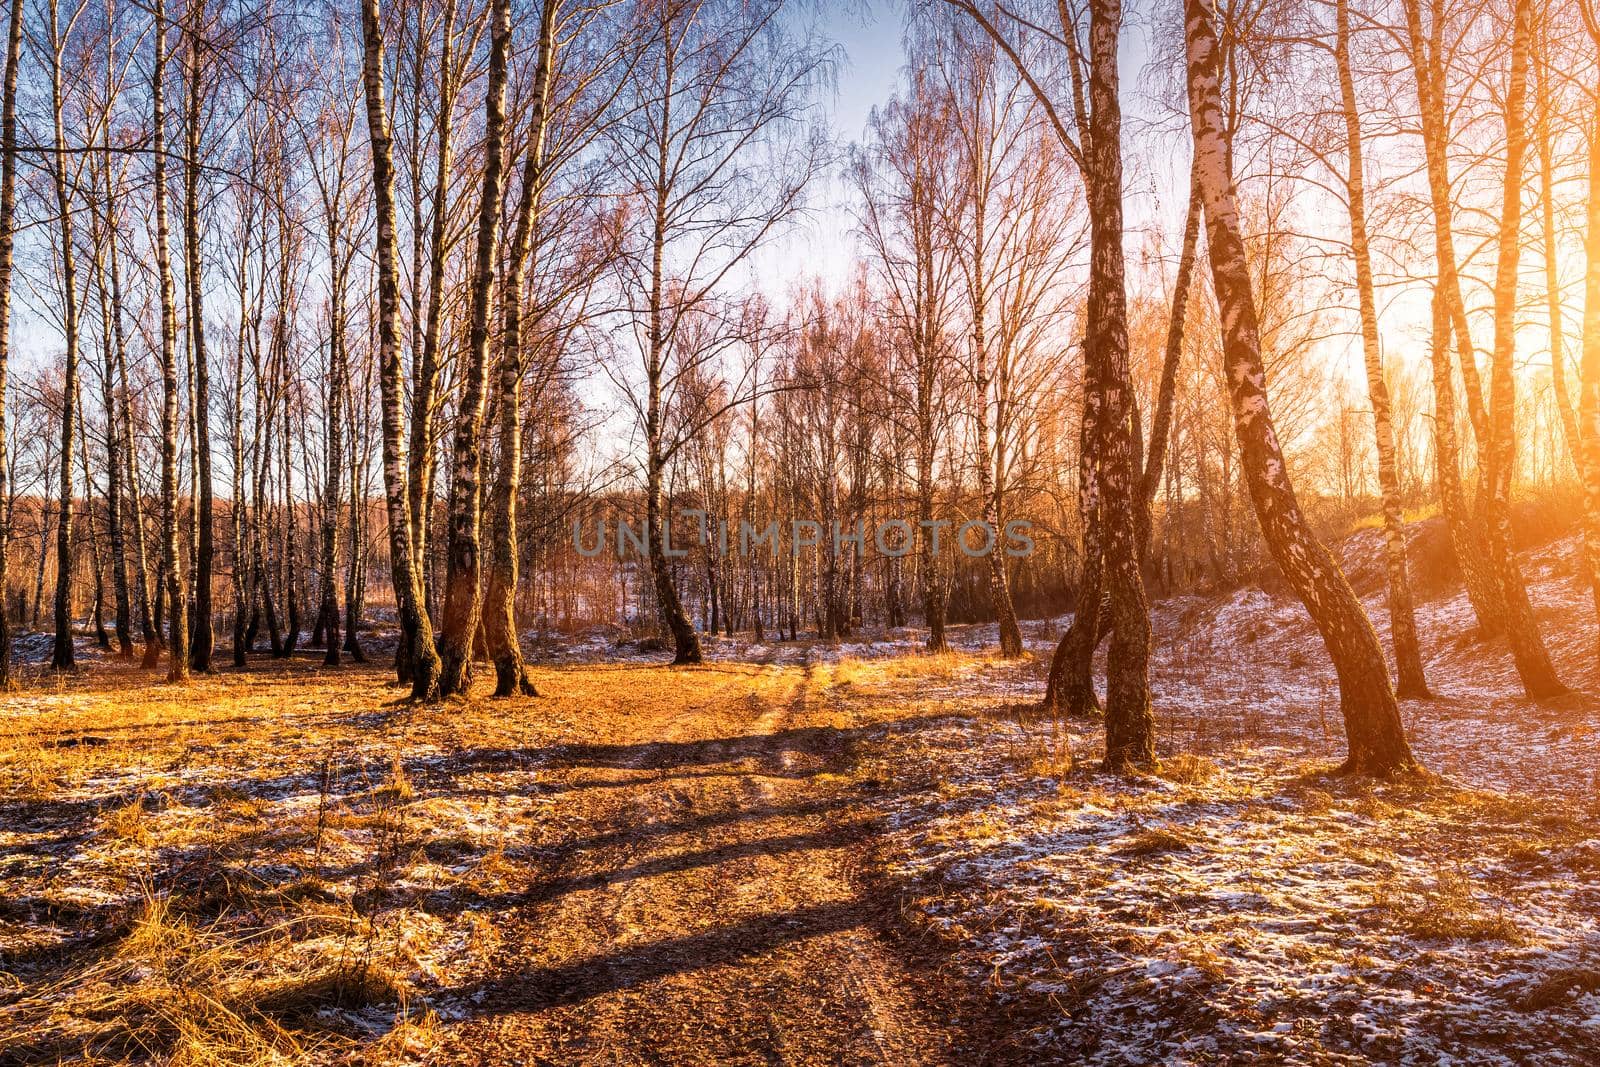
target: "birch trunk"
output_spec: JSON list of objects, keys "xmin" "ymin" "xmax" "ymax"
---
[
  {"xmin": 154, "ymin": 0, "xmax": 188, "ymax": 682},
  {"xmin": 1186, "ymin": 0, "xmax": 1417, "ymax": 775},
  {"xmin": 121, "ymin": 294, "xmax": 159, "ymax": 666},
  {"xmin": 48, "ymin": 0, "xmax": 81, "ymax": 673},
  {"xmin": 184, "ymin": 0, "xmax": 214, "ymax": 671},
  {"xmin": 1083, "ymin": 0, "xmax": 1153, "ymax": 770},
  {"xmin": 1335, "ymin": 0, "xmax": 1428, "ymax": 699},
  {"xmin": 1428, "ymin": 290, "xmax": 1500, "ymax": 632},
  {"xmin": 1482, "ymin": 0, "xmax": 1564, "ymax": 699},
  {"xmin": 230, "ymin": 231, "xmax": 249, "ymax": 665},
  {"xmin": 406, "ymin": 0, "xmax": 460, "ymax": 616},
  {"xmin": 0, "ymin": 0, "xmax": 18, "ymax": 685},
  {"xmin": 485, "ymin": 0, "xmax": 556, "ymax": 698},
  {"xmin": 437, "ymin": 0, "xmax": 510, "ymax": 696},
  {"xmin": 1578, "ymin": 9, "xmax": 1600, "ymax": 662},
  {"xmin": 1534, "ymin": 32, "xmax": 1578, "ymax": 464},
  {"xmin": 1044, "ymin": 365, "xmax": 1104, "ymax": 719},
  {"xmin": 320, "ymin": 206, "xmax": 346, "ymax": 668},
  {"xmin": 361, "ymin": 0, "xmax": 440, "ymax": 700},
  {"xmin": 91, "ymin": 171, "xmax": 132, "ymax": 657}
]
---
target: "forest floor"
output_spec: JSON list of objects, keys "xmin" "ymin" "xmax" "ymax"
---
[{"xmin": 1, "ymin": 528, "xmax": 1599, "ymax": 1064}]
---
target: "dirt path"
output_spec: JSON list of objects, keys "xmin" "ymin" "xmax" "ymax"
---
[{"xmin": 430, "ymin": 654, "xmax": 981, "ymax": 1065}]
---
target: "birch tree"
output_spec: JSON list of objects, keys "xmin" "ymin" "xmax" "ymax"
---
[
  {"xmin": 1185, "ymin": 0, "xmax": 1417, "ymax": 776},
  {"xmin": 436, "ymin": 0, "xmax": 510, "ymax": 697},
  {"xmin": 1329, "ymin": 0, "xmax": 1428, "ymax": 697},
  {"xmin": 0, "ymin": 0, "xmax": 19, "ymax": 686},
  {"xmin": 609, "ymin": 0, "xmax": 826, "ymax": 665},
  {"xmin": 362, "ymin": 0, "xmax": 440, "ymax": 700}
]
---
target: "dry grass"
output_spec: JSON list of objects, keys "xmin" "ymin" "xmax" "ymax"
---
[
  {"xmin": 1, "ymin": 649, "xmax": 943, "ymax": 1064},
  {"xmin": 1155, "ymin": 753, "xmax": 1219, "ymax": 786},
  {"xmin": 1367, "ymin": 872, "xmax": 1528, "ymax": 944},
  {"xmin": 1118, "ymin": 824, "xmax": 1195, "ymax": 856},
  {"xmin": 1516, "ymin": 967, "xmax": 1600, "ymax": 1010},
  {"xmin": 0, "ymin": 657, "xmax": 525, "ymax": 1064}
]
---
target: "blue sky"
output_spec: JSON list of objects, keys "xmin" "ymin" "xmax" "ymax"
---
[{"xmin": 742, "ymin": 2, "xmax": 911, "ymax": 306}]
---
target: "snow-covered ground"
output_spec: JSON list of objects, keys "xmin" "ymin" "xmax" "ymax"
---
[{"xmin": 864, "ymin": 528, "xmax": 1600, "ymax": 1064}]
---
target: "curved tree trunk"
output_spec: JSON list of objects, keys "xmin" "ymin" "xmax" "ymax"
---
[
  {"xmin": 1429, "ymin": 292, "xmax": 1502, "ymax": 635},
  {"xmin": 1186, "ymin": 0, "xmax": 1417, "ymax": 776},
  {"xmin": 1401, "ymin": 0, "xmax": 1506, "ymax": 641}
]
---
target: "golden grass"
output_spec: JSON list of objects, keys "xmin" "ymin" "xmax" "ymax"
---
[
  {"xmin": 1368, "ymin": 872, "xmax": 1526, "ymax": 944},
  {"xmin": 1118, "ymin": 824, "xmax": 1195, "ymax": 856},
  {"xmin": 1, "ymin": 647, "xmax": 967, "ymax": 1064},
  {"xmin": 1156, "ymin": 753, "xmax": 1219, "ymax": 786}
]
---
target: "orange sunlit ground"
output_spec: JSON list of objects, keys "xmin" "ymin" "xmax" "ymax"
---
[{"xmin": 4, "ymin": 522, "xmax": 1599, "ymax": 1063}]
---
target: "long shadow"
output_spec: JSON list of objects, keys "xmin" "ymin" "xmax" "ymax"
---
[
  {"xmin": 442, "ymin": 713, "xmax": 953, "ymax": 780},
  {"xmin": 415, "ymin": 820, "xmax": 880, "ymax": 920},
  {"xmin": 553, "ymin": 794, "xmax": 864, "ymax": 856},
  {"xmin": 0, "ymin": 714, "xmax": 958, "ymax": 877},
  {"xmin": 2, "ymin": 702, "xmax": 410, "ymax": 743},
  {"xmin": 453, "ymin": 898, "xmax": 871, "ymax": 1014}
]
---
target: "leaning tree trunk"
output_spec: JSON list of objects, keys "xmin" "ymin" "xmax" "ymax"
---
[
  {"xmin": 1401, "ymin": 0, "xmax": 1505, "ymax": 639},
  {"xmin": 1481, "ymin": 0, "xmax": 1564, "ymax": 700},
  {"xmin": 360, "ymin": 0, "xmax": 439, "ymax": 700},
  {"xmin": 1186, "ymin": 0, "xmax": 1416, "ymax": 776},
  {"xmin": 1336, "ymin": 0, "xmax": 1428, "ymax": 699},
  {"xmin": 1402, "ymin": 0, "xmax": 1490, "ymax": 453},
  {"xmin": 437, "ymin": 0, "xmax": 510, "ymax": 697},
  {"xmin": 1138, "ymin": 162, "xmax": 1201, "ymax": 535},
  {"xmin": 1429, "ymin": 292, "xmax": 1502, "ymax": 635}
]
